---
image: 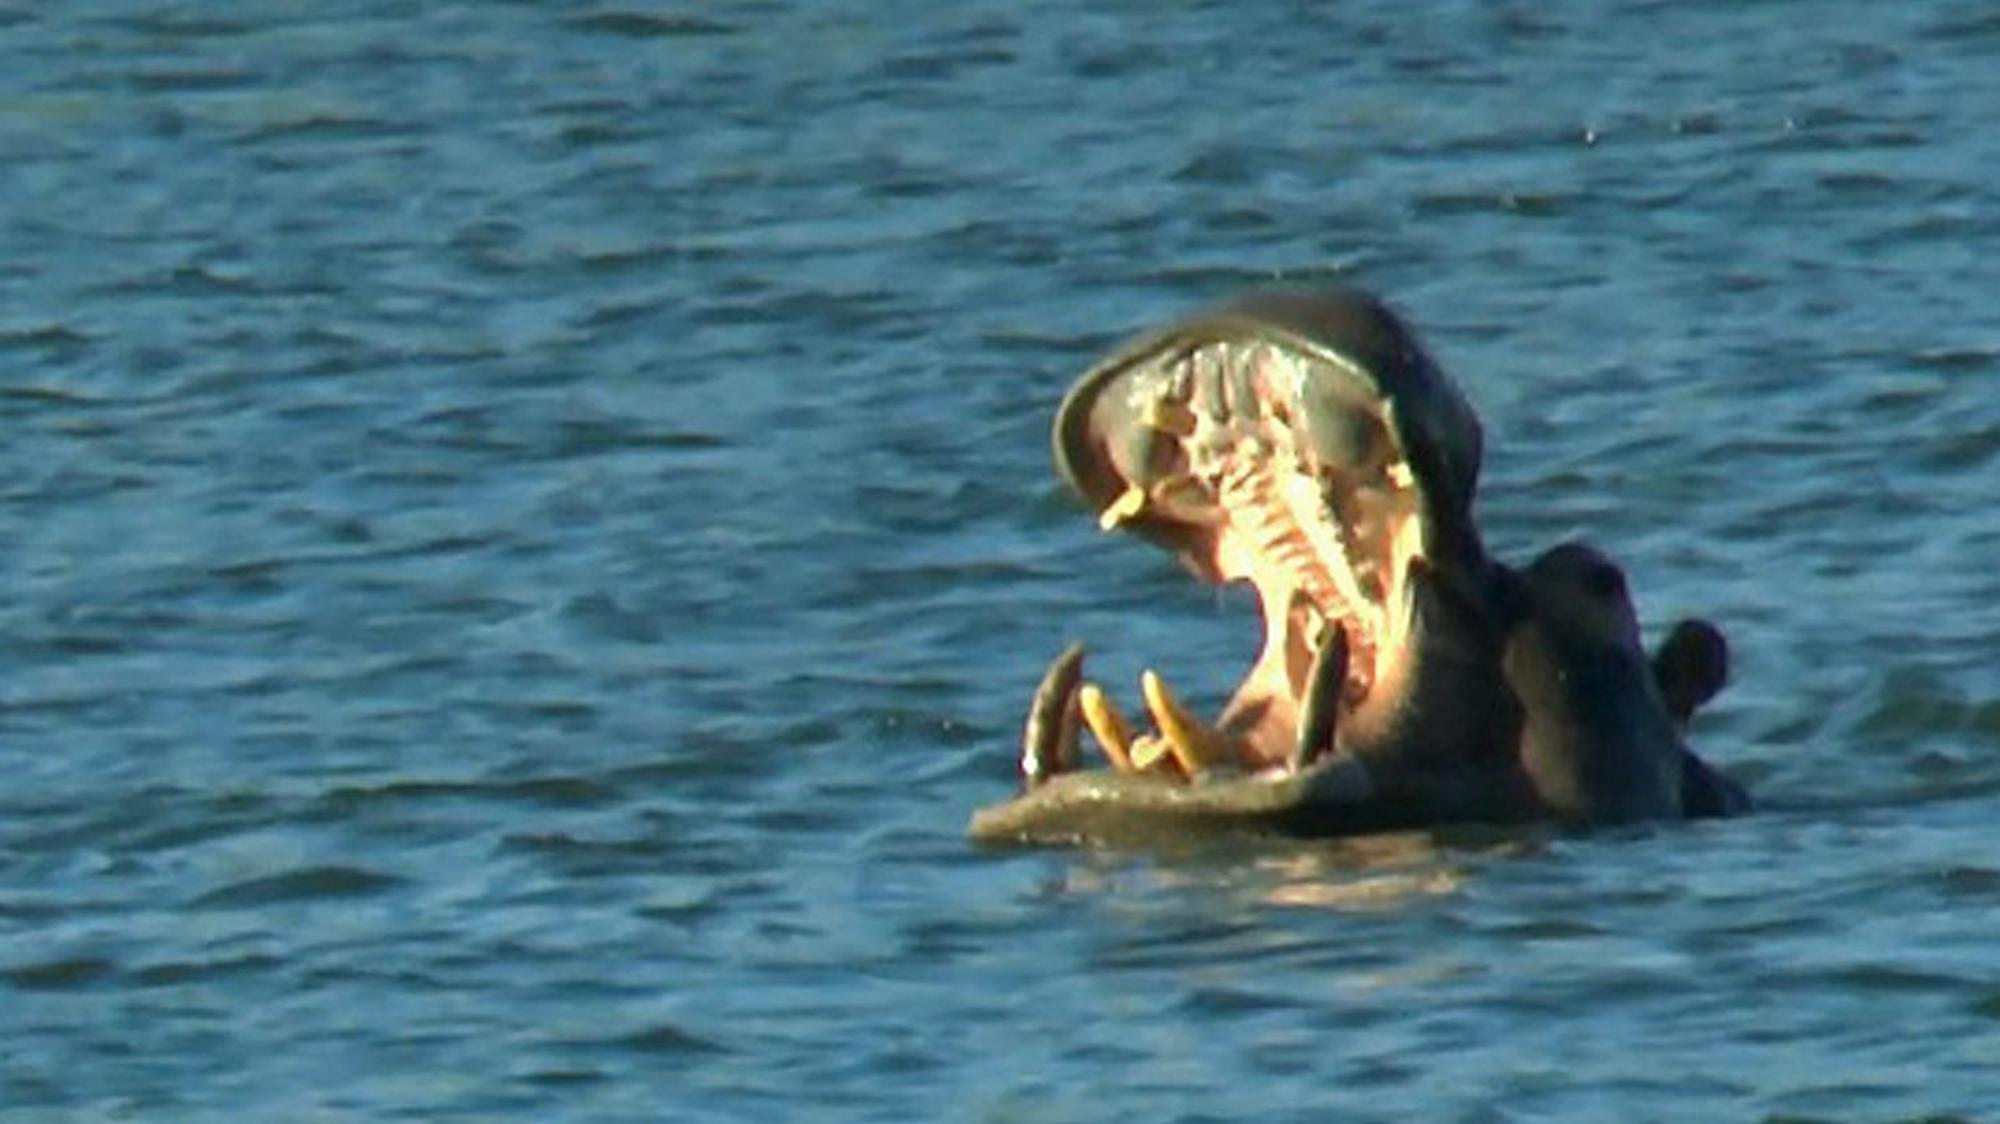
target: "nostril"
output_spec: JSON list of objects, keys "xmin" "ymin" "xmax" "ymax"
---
[
  {"xmin": 1539, "ymin": 542, "xmax": 1628, "ymax": 603},
  {"xmin": 1583, "ymin": 561, "xmax": 1626, "ymax": 601}
]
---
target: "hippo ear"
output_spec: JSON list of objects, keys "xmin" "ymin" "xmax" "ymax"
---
[{"xmin": 1651, "ymin": 619, "xmax": 1729, "ymax": 727}]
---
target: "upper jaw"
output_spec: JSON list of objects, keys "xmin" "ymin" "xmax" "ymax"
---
[
  {"xmin": 1053, "ymin": 289, "xmax": 1482, "ymax": 545},
  {"xmin": 1046, "ymin": 288, "xmax": 1488, "ymax": 775}
]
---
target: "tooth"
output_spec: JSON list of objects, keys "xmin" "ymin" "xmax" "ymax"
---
[
  {"xmin": 1148, "ymin": 474, "xmax": 1210, "ymax": 521},
  {"xmin": 1141, "ymin": 669, "xmax": 1231, "ymax": 777},
  {"xmin": 1387, "ymin": 462, "xmax": 1415, "ymax": 489},
  {"xmin": 1224, "ymin": 343, "xmax": 1265, "ymax": 422},
  {"xmin": 1128, "ymin": 734, "xmax": 1173, "ymax": 772},
  {"xmin": 1020, "ymin": 642, "xmax": 1085, "ymax": 789},
  {"xmin": 1144, "ymin": 396, "xmax": 1198, "ymax": 437},
  {"xmin": 1078, "ymin": 682, "xmax": 1137, "ymax": 772},
  {"xmin": 1097, "ymin": 484, "xmax": 1147, "ymax": 531},
  {"xmin": 1292, "ymin": 625, "xmax": 1350, "ymax": 772},
  {"xmin": 1278, "ymin": 470, "xmax": 1381, "ymax": 635},
  {"xmin": 1300, "ymin": 599, "xmax": 1328, "ymax": 647},
  {"xmin": 1192, "ymin": 346, "xmax": 1227, "ymax": 422}
]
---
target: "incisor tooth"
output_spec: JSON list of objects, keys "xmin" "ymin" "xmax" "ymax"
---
[
  {"xmin": 1078, "ymin": 683, "xmax": 1137, "ymax": 772},
  {"xmin": 1141, "ymin": 669, "xmax": 1229, "ymax": 777},
  {"xmin": 1128, "ymin": 734, "xmax": 1172, "ymax": 772},
  {"xmin": 1097, "ymin": 484, "xmax": 1147, "ymax": 531}
]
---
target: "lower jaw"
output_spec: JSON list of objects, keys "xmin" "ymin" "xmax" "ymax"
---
[{"xmin": 1215, "ymin": 689, "xmax": 1297, "ymax": 771}]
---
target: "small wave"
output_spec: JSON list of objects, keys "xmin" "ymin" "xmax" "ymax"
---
[
  {"xmin": 130, "ymin": 68, "xmax": 261, "ymax": 94},
  {"xmin": 129, "ymin": 953, "xmax": 282, "ymax": 988},
  {"xmin": 564, "ymin": 12, "xmax": 734, "ymax": 39},
  {"xmin": 603, "ymin": 1023, "xmax": 730, "ymax": 1055},
  {"xmin": 0, "ymin": 956, "xmax": 118, "ymax": 991},
  {"xmin": 190, "ymin": 864, "xmax": 404, "ymax": 908},
  {"xmin": 0, "ymin": 324, "xmax": 91, "ymax": 351},
  {"xmin": 317, "ymin": 775, "xmax": 621, "ymax": 816}
]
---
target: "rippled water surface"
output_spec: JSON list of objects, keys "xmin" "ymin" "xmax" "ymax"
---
[{"xmin": 3, "ymin": 2, "xmax": 1999, "ymax": 1120}]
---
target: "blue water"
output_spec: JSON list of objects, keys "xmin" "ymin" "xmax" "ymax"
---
[{"xmin": 2, "ymin": 2, "xmax": 1998, "ymax": 1119}]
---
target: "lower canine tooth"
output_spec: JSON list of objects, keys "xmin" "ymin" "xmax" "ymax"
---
[
  {"xmin": 1078, "ymin": 683, "xmax": 1137, "ymax": 772},
  {"xmin": 1141, "ymin": 669, "xmax": 1229, "ymax": 778},
  {"xmin": 1292, "ymin": 625, "xmax": 1350, "ymax": 772},
  {"xmin": 1020, "ymin": 642, "xmax": 1085, "ymax": 788}
]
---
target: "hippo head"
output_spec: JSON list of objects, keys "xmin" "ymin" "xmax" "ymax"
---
[
  {"xmin": 1048, "ymin": 289, "xmax": 1503, "ymax": 774},
  {"xmin": 970, "ymin": 289, "xmax": 1746, "ymax": 845}
]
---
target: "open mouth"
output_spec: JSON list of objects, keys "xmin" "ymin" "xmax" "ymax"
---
[
  {"xmin": 1028, "ymin": 290, "xmax": 1482, "ymax": 782},
  {"xmin": 985, "ymin": 287, "xmax": 1752, "ymax": 843}
]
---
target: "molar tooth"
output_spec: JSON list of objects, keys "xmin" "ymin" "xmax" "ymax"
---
[
  {"xmin": 1191, "ymin": 346, "xmax": 1227, "ymax": 421},
  {"xmin": 1141, "ymin": 669, "xmax": 1234, "ymax": 778},
  {"xmin": 1098, "ymin": 484, "xmax": 1147, "ymax": 531},
  {"xmin": 1351, "ymin": 555, "xmax": 1382, "ymax": 594},
  {"xmin": 1164, "ymin": 355, "xmax": 1193, "ymax": 402},
  {"xmin": 1224, "ymin": 343, "xmax": 1264, "ymax": 421},
  {"xmin": 1278, "ymin": 471, "xmax": 1378, "ymax": 630},
  {"xmin": 1077, "ymin": 682, "xmax": 1137, "ymax": 772}
]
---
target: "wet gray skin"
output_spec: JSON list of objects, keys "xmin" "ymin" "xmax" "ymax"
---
[
  {"xmin": 1505, "ymin": 542, "xmax": 1687, "ymax": 823},
  {"xmin": 969, "ymin": 288, "xmax": 1748, "ymax": 846}
]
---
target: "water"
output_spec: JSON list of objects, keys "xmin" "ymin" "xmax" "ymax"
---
[{"xmin": 2, "ymin": 1, "xmax": 1997, "ymax": 1119}]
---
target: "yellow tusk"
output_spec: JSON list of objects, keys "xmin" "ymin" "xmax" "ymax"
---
[
  {"xmin": 1140, "ymin": 669, "xmax": 1227, "ymax": 778},
  {"xmin": 1097, "ymin": 484, "xmax": 1148, "ymax": 531},
  {"xmin": 1128, "ymin": 734, "xmax": 1173, "ymax": 773},
  {"xmin": 1078, "ymin": 683, "xmax": 1137, "ymax": 772}
]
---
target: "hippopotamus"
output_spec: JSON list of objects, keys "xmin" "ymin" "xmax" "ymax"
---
[{"xmin": 969, "ymin": 289, "xmax": 1749, "ymax": 846}]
